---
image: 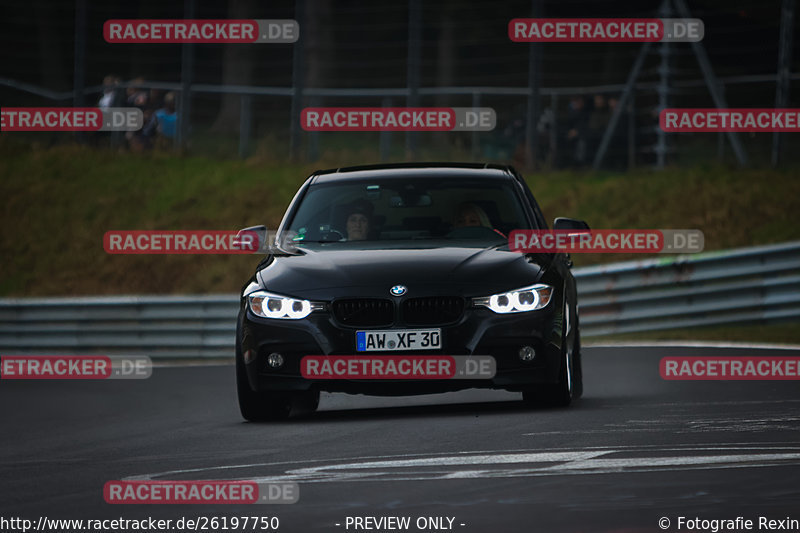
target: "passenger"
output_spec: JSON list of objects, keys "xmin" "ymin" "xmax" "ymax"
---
[{"xmin": 454, "ymin": 202, "xmax": 492, "ymax": 228}]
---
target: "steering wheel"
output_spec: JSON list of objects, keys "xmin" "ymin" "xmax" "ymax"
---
[{"xmin": 318, "ymin": 228, "xmax": 346, "ymax": 242}]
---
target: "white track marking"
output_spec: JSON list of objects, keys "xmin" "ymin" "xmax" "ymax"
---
[{"xmin": 125, "ymin": 445, "xmax": 800, "ymax": 484}]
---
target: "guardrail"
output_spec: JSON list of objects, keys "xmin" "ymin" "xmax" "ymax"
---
[
  {"xmin": 575, "ymin": 240, "xmax": 800, "ymax": 337},
  {"xmin": 1, "ymin": 241, "xmax": 798, "ymax": 357},
  {"xmin": 0, "ymin": 295, "xmax": 238, "ymax": 358}
]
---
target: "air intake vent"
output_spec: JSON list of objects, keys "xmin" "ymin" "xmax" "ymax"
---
[
  {"xmin": 402, "ymin": 296, "xmax": 465, "ymax": 326},
  {"xmin": 332, "ymin": 299, "xmax": 394, "ymax": 327}
]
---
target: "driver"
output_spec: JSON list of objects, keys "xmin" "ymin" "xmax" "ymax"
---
[{"xmin": 344, "ymin": 199, "xmax": 373, "ymax": 241}]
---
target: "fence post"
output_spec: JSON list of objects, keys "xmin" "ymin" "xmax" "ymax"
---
[
  {"xmin": 239, "ymin": 94, "xmax": 252, "ymax": 159},
  {"xmin": 308, "ymin": 96, "xmax": 320, "ymax": 162},
  {"xmin": 406, "ymin": 0, "xmax": 421, "ymax": 159},
  {"xmin": 471, "ymin": 91, "xmax": 481, "ymax": 159},
  {"xmin": 72, "ymin": 0, "xmax": 87, "ymax": 144},
  {"xmin": 289, "ymin": 0, "xmax": 306, "ymax": 160},
  {"xmin": 177, "ymin": 0, "xmax": 196, "ymax": 151},
  {"xmin": 525, "ymin": 0, "xmax": 543, "ymax": 168},
  {"xmin": 110, "ymin": 86, "xmax": 124, "ymax": 148},
  {"xmin": 549, "ymin": 93, "xmax": 558, "ymax": 167},
  {"xmin": 380, "ymin": 97, "xmax": 393, "ymax": 161},
  {"xmin": 772, "ymin": 0, "xmax": 795, "ymax": 167},
  {"xmin": 655, "ymin": 0, "xmax": 672, "ymax": 170},
  {"xmin": 717, "ymin": 82, "xmax": 725, "ymax": 161},
  {"xmin": 627, "ymin": 91, "xmax": 636, "ymax": 170}
]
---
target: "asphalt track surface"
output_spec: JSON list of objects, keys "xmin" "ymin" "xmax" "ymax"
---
[{"xmin": 2, "ymin": 346, "xmax": 800, "ymax": 532}]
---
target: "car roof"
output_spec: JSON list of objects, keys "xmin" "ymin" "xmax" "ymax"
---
[{"xmin": 309, "ymin": 162, "xmax": 520, "ymax": 184}]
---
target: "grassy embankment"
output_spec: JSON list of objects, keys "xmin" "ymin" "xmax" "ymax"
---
[{"xmin": 1, "ymin": 137, "xmax": 798, "ymax": 342}]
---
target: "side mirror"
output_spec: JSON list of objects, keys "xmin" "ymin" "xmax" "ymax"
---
[
  {"xmin": 234, "ymin": 225, "xmax": 268, "ymax": 252},
  {"xmin": 553, "ymin": 217, "xmax": 590, "ymax": 231},
  {"xmin": 551, "ymin": 218, "xmax": 589, "ymax": 268}
]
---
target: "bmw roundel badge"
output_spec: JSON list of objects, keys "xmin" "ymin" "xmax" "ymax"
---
[{"xmin": 390, "ymin": 285, "xmax": 407, "ymax": 297}]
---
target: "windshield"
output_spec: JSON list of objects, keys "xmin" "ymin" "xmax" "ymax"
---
[{"xmin": 284, "ymin": 176, "xmax": 533, "ymax": 248}]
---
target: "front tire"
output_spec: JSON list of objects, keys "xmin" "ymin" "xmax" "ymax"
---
[
  {"xmin": 522, "ymin": 297, "xmax": 576, "ymax": 408},
  {"xmin": 572, "ymin": 334, "xmax": 583, "ymax": 399},
  {"xmin": 522, "ymin": 342, "xmax": 573, "ymax": 407}
]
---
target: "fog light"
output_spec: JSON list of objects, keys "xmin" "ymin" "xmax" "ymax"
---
[
  {"xmin": 518, "ymin": 346, "xmax": 536, "ymax": 362},
  {"xmin": 267, "ymin": 352, "xmax": 284, "ymax": 368}
]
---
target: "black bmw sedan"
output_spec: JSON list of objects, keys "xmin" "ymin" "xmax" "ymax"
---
[{"xmin": 236, "ymin": 163, "xmax": 587, "ymax": 420}]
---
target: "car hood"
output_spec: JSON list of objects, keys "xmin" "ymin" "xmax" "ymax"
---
[{"xmin": 256, "ymin": 246, "xmax": 549, "ymax": 299}]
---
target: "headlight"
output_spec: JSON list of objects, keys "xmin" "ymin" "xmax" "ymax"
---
[
  {"xmin": 247, "ymin": 290, "xmax": 324, "ymax": 320},
  {"xmin": 473, "ymin": 284, "xmax": 553, "ymax": 314}
]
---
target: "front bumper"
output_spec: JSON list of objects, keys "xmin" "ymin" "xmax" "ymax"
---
[{"xmin": 240, "ymin": 300, "xmax": 564, "ymax": 395}]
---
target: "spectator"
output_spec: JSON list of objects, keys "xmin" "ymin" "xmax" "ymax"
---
[
  {"xmin": 155, "ymin": 92, "xmax": 177, "ymax": 143},
  {"xmin": 126, "ymin": 77, "xmax": 148, "ymax": 108},
  {"xmin": 148, "ymin": 89, "xmax": 164, "ymax": 111},
  {"xmin": 94, "ymin": 75, "xmax": 122, "ymax": 146},
  {"xmin": 97, "ymin": 75, "xmax": 121, "ymax": 109},
  {"xmin": 563, "ymin": 95, "xmax": 591, "ymax": 167},
  {"xmin": 125, "ymin": 77, "xmax": 155, "ymax": 152}
]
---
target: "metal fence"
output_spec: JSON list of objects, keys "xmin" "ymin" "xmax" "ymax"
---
[
  {"xmin": 3, "ymin": 73, "xmax": 799, "ymax": 167},
  {"xmin": 1, "ymin": 241, "xmax": 798, "ymax": 358},
  {"xmin": 3, "ymin": 0, "xmax": 798, "ymax": 168}
]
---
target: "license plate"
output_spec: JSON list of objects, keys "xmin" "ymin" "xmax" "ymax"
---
[{"xmin": 356, "ymin": 329, "xmax": 441, "ymax": 352}]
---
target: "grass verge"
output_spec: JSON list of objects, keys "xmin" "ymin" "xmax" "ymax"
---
[{"xmin": 2, "ymin": 137, "xmax": 799, "ymax": 299}]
